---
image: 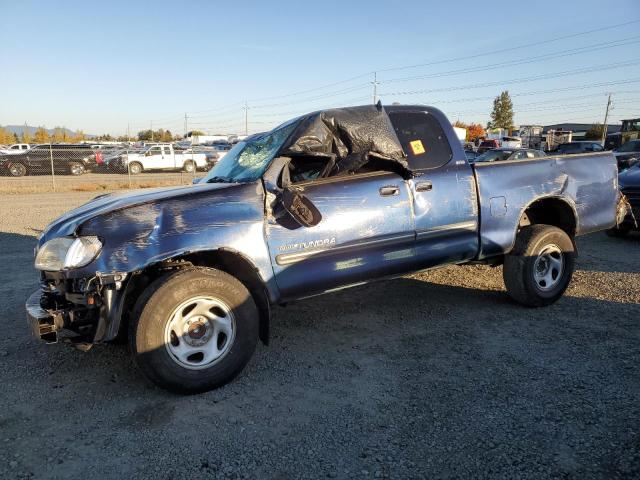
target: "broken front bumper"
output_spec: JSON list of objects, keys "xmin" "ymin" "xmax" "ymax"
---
[
  {"xmin": 26, "ymin": 272, "xmax": 128, "ymax": 345},
  {"xmin": 26, "ymin": 290, "xmax": 65, "ymax": 343}
]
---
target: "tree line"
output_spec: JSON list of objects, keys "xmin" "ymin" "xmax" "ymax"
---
[{"xmin": 1, "ymin": 94, "xmax": 608, "ymax": 146}]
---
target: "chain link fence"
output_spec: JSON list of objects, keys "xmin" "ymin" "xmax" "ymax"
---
[{"xmin": 0, "ymin": 143, "xmax": 218, "ymax": 194}]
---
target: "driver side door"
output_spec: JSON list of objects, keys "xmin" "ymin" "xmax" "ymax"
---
[{"xmin": 265, "ymin": 170, "xmax": 416, "ymax": 300}]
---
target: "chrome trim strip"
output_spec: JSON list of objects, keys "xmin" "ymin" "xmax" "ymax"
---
[
  {"xmin": 415, "ymin": 221, "xmax": 477, "ymax": 240},
  {"xmin": 275, "ymin": 232, "xmax": 415, "ymax": 266}
]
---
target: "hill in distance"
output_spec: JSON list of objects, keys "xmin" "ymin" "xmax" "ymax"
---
[{"xmin": 1, "ymin": 125, "xmax": 95, "ymax": 138}]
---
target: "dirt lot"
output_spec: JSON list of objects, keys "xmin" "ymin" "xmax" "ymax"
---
[
  {"xmin": 0, "ymin": 191, "xmax": 639, "ymax": 479},
  {"xmin": 0, "ymin": 172, "xmax": 200, "ymax": 194}
]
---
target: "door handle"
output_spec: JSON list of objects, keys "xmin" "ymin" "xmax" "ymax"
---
[
  {"xmin": 379, "ymin": 185, "xmax": 399, "ymax": 196},
  {"xmin": 415, "ymin": 181, "xmax": 432, "ymax": 192}
]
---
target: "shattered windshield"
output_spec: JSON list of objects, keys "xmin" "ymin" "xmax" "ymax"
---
[{"xmin": 203, "ymin": 118, "xmax": 300, "ymax": 183}]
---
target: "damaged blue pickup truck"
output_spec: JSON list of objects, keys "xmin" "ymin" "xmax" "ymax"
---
[{"xmin": 28, "ymin": 104, "xmax": 622, "ymax": 393}]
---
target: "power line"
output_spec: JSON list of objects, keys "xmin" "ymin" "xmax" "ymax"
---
[
  {"xmin": 380, "ymin": 35, "xmax": 640, "ymax": 84},
  {"xmin": 381, "ymin": 60, "xmax": 640, "ymax": 96},
  {"xmin": 376, "ymin": 19, "xmax": 640, "ymax": 74}
]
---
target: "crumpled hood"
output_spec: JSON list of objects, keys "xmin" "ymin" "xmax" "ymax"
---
[
  {"xmin": 619, "ymin": 165, "xmax": 640, "ymax": 190},
  {"xmin": 39, "ymin": 182, "xmax": 250, "ymax": 244}
]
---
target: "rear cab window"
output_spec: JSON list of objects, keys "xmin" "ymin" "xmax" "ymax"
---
[{"xmin": 388, "ymin": 111, "xmax": 452, "ymax": 170}]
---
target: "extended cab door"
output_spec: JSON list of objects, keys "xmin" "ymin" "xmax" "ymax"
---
[
  {"xmin": 264, "ymin": 167, "xmax": 415, "ymax": 300},
  {"xmin": 387, "ymin": 108, "xmax": 479, "ymax": 269}
]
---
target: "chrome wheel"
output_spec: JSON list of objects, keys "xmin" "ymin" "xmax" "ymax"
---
[
  {"xmin": 184, "ymin": 161, "xmax": 195, "ymax": 173},
  {"xmin": 9, "ymin": 164, "xmax": 26, "ymax": 176},
  {"xmin": 533, "ymin": 244, "xmax": 564, "ymax": 291},
  {"xmin": 70, "ymin": 163, "xmax": 85, "ymax": 175},
  {"xmin": 164, "ymin": 296, "xmax": 235, "ymax": 370}
]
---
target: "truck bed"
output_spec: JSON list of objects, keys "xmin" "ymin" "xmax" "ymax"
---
[{"xmin": 472, "ymin": 152, "xmax": 618, "ymax": 259}]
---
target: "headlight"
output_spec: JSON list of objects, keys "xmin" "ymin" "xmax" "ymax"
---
[{"xmin": 35, "ymin": 236, "xmax": 102, "ymax": 271}]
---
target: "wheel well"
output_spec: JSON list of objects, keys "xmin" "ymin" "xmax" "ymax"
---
[
  {"xmin": 520, "ymin": 197, "xmax": 577, "ymax": 236},
  {"xmin": 119, "ymin": 250, "xmax": 270, "ymax": 345}
]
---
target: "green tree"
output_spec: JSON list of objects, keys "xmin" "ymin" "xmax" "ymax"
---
[
  {"xmin": 137, "ymin": 129, "xmax": 153, "ymax": 141},
  {"xmin": 34, "ymin": 127, "xmax": 50, "ymax": 144},
  {"xmin": 488, "ymin": 91, "xmax": 514, "ymax": 130},
  {"xmin": 584, "ymin": 123, "xmax": 605, "ymax": 140},
  {"xmin": 188, "ymin": 130, "xmax": 205, "ymax": 137}
]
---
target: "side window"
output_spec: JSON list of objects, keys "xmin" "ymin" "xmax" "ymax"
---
[
  {"xmin": 513, "ymin": 151, "xmax": 528, "ymax": 160},
  {"xmin": 163, "ymin": 146, "xmax": 172, "ymax": 155},
  {"xmin": 593, "ymin": 143, "xmax": 603, "ymax": 152},
  {"xmin": 526, "ymin": 151, "xmax": 535, "ymax": 159},
  {"xmin": 388, "ymin": 111, "xmax": 452, "ymax": 170},
  {"xmin": 149, "ymin": 147, "xmax": 162, "ymax": 155}
]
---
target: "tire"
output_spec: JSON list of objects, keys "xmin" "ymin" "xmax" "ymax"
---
[
  {"xmin": 129, "ymin": 162, "xmax": 143, "ymax": 175},
  {"xmin": 183, "ymin": 161, "xmax": 196, "ymax": 173},
  {"xmin": 69, "ymin": 162, "xmax": 86, "ymax": 176},
  {"xmin": 503, "ymin": 224, "xmax": 576, "ymax": 307},
  {"xmin": 129, "ymin": 267, "xmax": 259, "ymax": 394},
  {"xmin": 606, "ymin": 226, "xmax": 631, "ymax": 238},
  {"xmin": 9, "ymin": 163, "xmax": 27, "ymax": 177}
]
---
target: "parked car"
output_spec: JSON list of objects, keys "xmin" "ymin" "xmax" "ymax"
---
[
  {"xmin": 27, "ymin": 104, "xmax": 621, "ymax": 393},
  {"xmin": 472, "ymin": 148, "xmax": 545, "ymax": 163},
  {"xmin": 464, "ymin": 149, "xmax": 478, "ymax": 162},
  {"xmin": 613, "ymin": 139, "xmax": 640, "ymax": 171},
  {"xmin": 607, "ymin": 163, "xmax": 640, "ymax": 237},
  {"xmin": 0, "ymin": 144, "xmax": 98, "ymax": 176},
  {"xmin": 477, "ymin": 139, "xmax": 500, "ymax": 154},
  {"xmin": 553, "ymin": 141, "xmax": 604, "ymax": 155},
  {"xmin": 0, "ymin": 143, "xmax": 31, "ymax": 154},
  {"xmin": 118, "ymin": 144, "xmax": 208, "ymax": 174}
]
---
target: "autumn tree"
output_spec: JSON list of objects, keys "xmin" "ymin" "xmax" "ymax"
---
[
  {"xmin": 21, "ymin": 127, "xmax": 32, "ymax": 144},
  {"xmin": 0, "ymin": 127, "xmax": 14, "ymax": 144},
  {"xmin": 452, "ymin": 121, "xmax": 485, "ymax": 142},
  {"xmin": 584, "ymin": 123, "xmax": 605, "ymax": 140},
  {"xmin": 71, "ymin": 130, "xmax": 86, "ymax": 143},
  {"xmin": 488, "ymin": 91, "xmax": 514, "ymax": 130},
  {"xmin": 34, "ymin": 127, "xmax": 50, "ymax": 144},
  {"xmin": 467, "ymin": 123, "xmax": 486, "ymax": 142}
]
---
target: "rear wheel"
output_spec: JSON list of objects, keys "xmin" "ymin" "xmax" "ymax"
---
[
  {"xmin": 503, "ymin": 225, "xmax": 575, "ymax": 307},
  {"xmin": 129, "ymin": 268, "xmax": 259, "ymax": 394},
  {"xmin": 9, "ymin": 163, "xmax": 27, "ymax": 177},
  {"xmin": 69, "ymin": 162, "xmax": 86, "ymax": 176},
  {"xmin": 128, "ymin": 162, "xmax": 143, "ymax": 175},
  {"xmin": 183, "ymin": 161, "xmax": 196, "ymax": 173}
]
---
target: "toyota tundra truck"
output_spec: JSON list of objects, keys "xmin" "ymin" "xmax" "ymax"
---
[{"xmin": 27, "ymin": 104, "xmax": 622, "ymax": 393}]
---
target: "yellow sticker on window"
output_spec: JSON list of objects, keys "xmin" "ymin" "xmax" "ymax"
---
[{"xmin": 409, "ymin": 139, "xmax": 425, "ymax": 155}]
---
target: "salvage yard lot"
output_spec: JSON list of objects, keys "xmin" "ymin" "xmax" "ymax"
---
[{"xmin": 0, "ymin": 191, "xmax": 639, "ymax": 479}]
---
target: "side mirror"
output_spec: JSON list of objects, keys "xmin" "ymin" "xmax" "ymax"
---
[{"xmin": 281, "ymin": 187, "xmax": 321, "ymax": 227}]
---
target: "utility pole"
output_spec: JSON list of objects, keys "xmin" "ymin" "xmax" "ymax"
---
[
  {"xmin": 184, "ymin": 113, "xmax": 188, "ymax": 138},
  {"xmin": 150, "ymin": 121, "xmax": 153, "ymax": 141},
  {"xmin": 126, "ymin": 123, "xmax": 130, "ymax": 142},
  {"xmin": 372, "ymin": 72, "xmax": 379, "ymax": 104},
  {"xmin": 244, "ymin": 101, "xmax": 249, "ymax": 136},
  {"xmin": 601, "ymin": 93, "xmax": 612, "ymax": 146}
]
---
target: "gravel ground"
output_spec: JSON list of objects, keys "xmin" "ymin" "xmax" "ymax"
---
[{"xmin": 0, "ymin": 191, "xmax": 639, "ymax": 479}]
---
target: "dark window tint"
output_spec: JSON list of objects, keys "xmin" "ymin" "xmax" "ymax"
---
[
  {"xmin": 388, "ymin": 111, "xmax": 452, "ymax": 170},
  {"xmin": 592, "ymin": 143, "xmax": 603, "ymax": 151}
]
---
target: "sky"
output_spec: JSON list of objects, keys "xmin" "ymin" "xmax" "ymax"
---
[{"xmin": 1, "ymin": 0, "xmax": 639, "ymax": 136}]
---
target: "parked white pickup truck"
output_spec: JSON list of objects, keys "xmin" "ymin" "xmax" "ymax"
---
[
  {"xmin": 0, "ymin": 143, "xmax": 31, "ymax": 154},
  {"xmin": 120, "ymin": 144, "xmax": 207, "ymax": 174}
]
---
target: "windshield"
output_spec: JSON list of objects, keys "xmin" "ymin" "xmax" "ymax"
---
[
  {"xmin": 474, "ymin": 150, "xmax": 512, "ymax": 162},
  {"xmin": 202, "ymin": 118, "xmax": 300, "ymax": 183}
]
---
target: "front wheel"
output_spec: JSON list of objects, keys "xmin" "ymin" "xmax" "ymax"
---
[
  {"xmin": 503, "ymin": 225, "xmax": 575, "ymax": 307},
  {"xmin": 69, "ymin": 162, "xmax": 86, "ymax": 176},
  {"xmin": 9, "ymin": 163, "xmax": 27, "ymax": 177},
  {"xmin": 129, "ymin": 267, "xmax": 259, "ymax": 394}
]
